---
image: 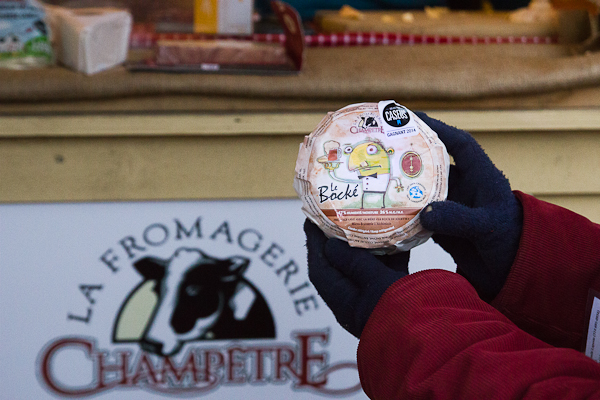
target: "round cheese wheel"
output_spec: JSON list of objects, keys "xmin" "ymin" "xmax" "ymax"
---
[{"xmin": 294, "ymin": 101, "xmax": 450, "ymax": 254}]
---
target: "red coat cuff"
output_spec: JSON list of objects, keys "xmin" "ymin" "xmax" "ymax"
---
[{"xmin": 492, "ymin": 191, "xmax": 600, "ymax": 349}]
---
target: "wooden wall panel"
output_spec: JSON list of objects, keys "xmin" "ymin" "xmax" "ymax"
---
[{"xmin": 1, "ymin": 110, "xmax": 599, "ymax": 222}]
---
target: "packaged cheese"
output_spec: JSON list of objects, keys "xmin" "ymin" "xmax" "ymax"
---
[
  {"xmin": 294, "ymin": 101, "xmax": 450, "ymax": 254},
  {"xmin": 45, "ymin": 6, "xmax": 132, "ymax": 75},
  {"xmin": 0, "ymin": 0, "xmax": 53, "ymax": 70}
]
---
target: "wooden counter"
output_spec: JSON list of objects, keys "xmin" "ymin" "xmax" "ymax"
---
[{"xmin": 1, "ymin": 107, "xmax": 599, "ymax": 222}]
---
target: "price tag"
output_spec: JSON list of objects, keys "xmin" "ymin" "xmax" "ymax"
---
[{"xmin": 584, "ymin": 290, "xmax": 600, "ymax": 361}]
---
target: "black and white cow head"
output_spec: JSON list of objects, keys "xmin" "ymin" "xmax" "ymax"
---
[{"xmin": 114, "ymin": 247, "xmax": 275, "ymax": 356}]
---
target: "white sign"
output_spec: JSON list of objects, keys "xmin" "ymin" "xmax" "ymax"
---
[{"xmin": 0, "ymin": 199, "xmax": 455, "ymax": 399}]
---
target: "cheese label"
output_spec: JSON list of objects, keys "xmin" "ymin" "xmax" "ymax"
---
[{"xmin": 294, "ymin": 102, "xmax": 450, "ymax": 253}]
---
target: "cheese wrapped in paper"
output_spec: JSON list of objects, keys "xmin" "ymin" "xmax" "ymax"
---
[{"xmin": 294, "ymin": 101, "xmax": 450, "ymax": 254}]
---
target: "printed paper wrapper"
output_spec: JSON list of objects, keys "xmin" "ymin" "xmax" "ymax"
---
[
  {"xmin": 294, "ymin": 101, "xmax": 450, "ymax": 254},
  {"xmin": 0, "ymin": 0, "xmax": 53, "ymax": 70}
]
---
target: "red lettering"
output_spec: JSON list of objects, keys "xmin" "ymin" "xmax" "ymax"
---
[
  {"xmin": 40, "ymin": 338, "xmax": 105, "ymax": 396},
  {"xmin": 97, "ymin": 351, "xmax": 130, "ymax": 388},
  {"xmin": 201, "ymin": 350, "xmax": 224, "ymax": 384},
  {"xmin": 37, "ymin": 331, "xmax": 355, "ymax": 396},
  {"xmin": 274, "ymin": 346, "xmax": 300, "ymax": 382},
  {"xmin": 226, "ymin": 347, "xmax": 247, "ymax": 383},
  {"xmin": 252, "ymin": 347, "xmax": 270, "ymax": 382},
  {"xmin": 294, "ymin": 331, "xmax": 329, "ymax": 387},
  {"xmin": 129, "ymin": 353, "xmax": 159, "ymax": 385},
  {"xmin": 160, "ymin": 351, "xmax": 199, "ymax": 384}
]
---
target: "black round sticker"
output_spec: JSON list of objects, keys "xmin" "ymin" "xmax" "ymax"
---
[{"xmin": 382, "ymin": 103, "xmax": 410, "ymax": 128}]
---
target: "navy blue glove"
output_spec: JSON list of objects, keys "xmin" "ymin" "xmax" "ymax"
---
[
  {"xmin": 304, "ymin": 219, "xmax": 409, "ymax": 338},
  {"xmin": 416, "ymin": 112, "xmax": 523, "ymax": 302}
]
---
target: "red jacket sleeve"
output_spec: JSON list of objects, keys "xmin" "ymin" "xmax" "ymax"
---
[
  {"xmin": 491, "ymin": 191, "xmax": 600, "ymax": 349},
  {"xmin": 357, "ymin": 271, "xmax": 600, "ymax": 400},
  {"xmin": 357, "ymin": 193, "xmax": 600, "ymax": 399}
]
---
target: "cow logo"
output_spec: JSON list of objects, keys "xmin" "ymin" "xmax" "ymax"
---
[
  {"xmin": 358, "ymin": 116, "xmax": 378, "ymax": 128},
  {"xmin": 407, "ymin": 183, "xmax": 426, "ymax": 202},
  {"xmin": 400, "ymin": 151, "xmax": 423, "ymax": 178},
  {"xmin": 382, "ymin": 103, "xmax": 410, "ymax": 128},
  {"xmin": 113, "ymin": 248, "xmax": 275, "ymax": 356},
  {"xmin": 35, "ymin": 216, "xmax": 363, "ymax": 398},
  {"xmin": 350, "ymin": 112, "xmax": 383, "ymax": 134}
]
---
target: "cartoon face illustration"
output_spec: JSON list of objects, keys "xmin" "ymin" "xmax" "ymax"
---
[
  {"xmin": 113, "ymin": 247, "xmax": 275, "ymax": 356},
  {"xmin": 344, "ymin": 141, "xmax": 393, "ymax": 177},
  {"xmin": 329, "ymin": 140, "xmax": 403, "ymax": 209}
]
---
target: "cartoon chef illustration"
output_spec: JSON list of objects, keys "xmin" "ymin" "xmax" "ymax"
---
[{"xmin": 318, "ymin": 138, "xmax": 403, "ymax": 209}]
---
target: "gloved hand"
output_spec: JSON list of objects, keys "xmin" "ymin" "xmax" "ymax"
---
[
  {"xmin": 416, "ymin": 112, "xmax": 523, "ymax": 302},
  {"xmin": 304, "ymin": 219, "xmax": 409, "ymax": 338}
]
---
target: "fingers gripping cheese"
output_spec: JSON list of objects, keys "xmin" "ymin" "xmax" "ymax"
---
[{"xmin": 294, "ymin": 101, "xmax": 450, "ymax": 254}]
